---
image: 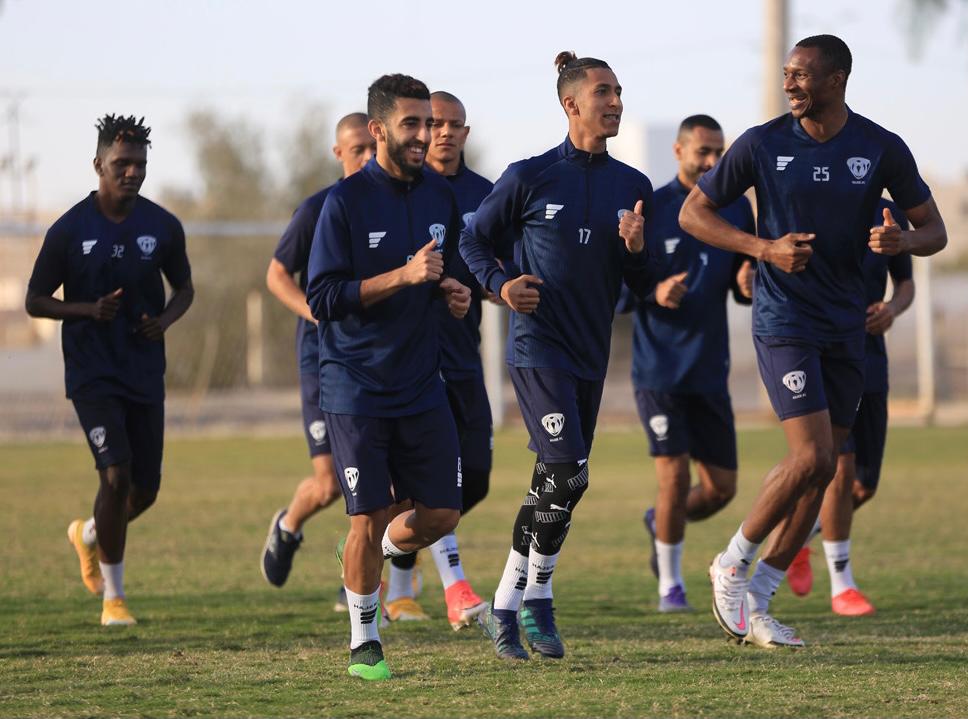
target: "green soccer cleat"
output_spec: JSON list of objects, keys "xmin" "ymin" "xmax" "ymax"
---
[
  {"xmin": 347, "ymin": 640, "xmax": 391, "ymax": 680},
  {"xmin": 520, "ymin": 598, "xmax": 565, "ymax": 658}
]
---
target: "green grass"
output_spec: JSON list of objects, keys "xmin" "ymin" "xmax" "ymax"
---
[{"xmin": 0, "ymin": 426, "xmax": 966, "ymax": 717}]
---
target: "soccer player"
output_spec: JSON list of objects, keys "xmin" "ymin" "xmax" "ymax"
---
[
  {"xmin": 461, "ymin": 51, "xmax": 657, "ymax": 660},
  {"xmin": 26, "ymin": 115, "xmax": 194, "ymax": 626},
  {"xmin": 260, "ymin": 113, "xmax": 375, "ymax": 606},
  {"xmin": 785, "ymin": 198, "xmax": 914, "ymax": 616},
  {"xmin": 306, "ymin": 74, "xmax": 472, "ymax": 680},
  {"xmin": 382, "ymin": 91, "xmax": 492, "ymax": 629},
  {"xmin": 618, "ymin": 115, "xmax": 755, "ymax": 613},
  {"xmin": 680, "ymin": 34, "xmax": 947, "ymax": 648}
]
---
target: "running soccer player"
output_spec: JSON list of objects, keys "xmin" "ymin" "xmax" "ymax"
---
[
  {"xmin": 382, "ymin": 91, "xmax": 491, "ymax": 629},
  {"xmin": 785, "ymin": 198, "xmax": 914, "ymax": 617},
  {"xmin": 306, "ymin": 73, "xmax": 472, "ymax": 680},
  {"xmin": 680, "ymin": 34, "xmax": 947, "ymax": 648},
  {"xmin": 26, "ymin": 114, "xmax": 194, "ymax": 626},
  {"xmin": 618, "ymin": 114, "xmax": 755, "ymax": 613},
  {"xmin": 461, "ymin": 51, "xmax": 657, "ymax": 660},
  {"xmin": 261, "ymin": 113, "xmax": 375, "ymax": 606}
]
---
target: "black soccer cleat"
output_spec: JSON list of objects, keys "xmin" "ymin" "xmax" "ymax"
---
[{"xmin": 261, "ymin": 509, "xmax": 302, "ymax": 587}]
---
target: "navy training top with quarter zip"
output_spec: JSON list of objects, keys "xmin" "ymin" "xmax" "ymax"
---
[
  {"xmin": 306, "ymin": 158, "xmax": 461, "ymax": 418},
  {"xmin": 697, "ymin": 109, "xmax": 931, "ymax": 342},
  {"xmin": 459, "ymin": 136, "xmax": 658, "ymax": 381},
  {"xmin": 432, "ymin": 162, "xmax": 493, "ymax": 381},
  {"xmin": 27, "ymin": 192, "xmax": 192, "ymax": 403},
  {"xmin": 864, "ymin": 198, "xmax": 912, "ymax": 393},
  {"xmin": 272, "ymin": 184, "xmax": 333, "ymax": 375},
  {"xmin": 619, "ymin": 177, "xmax": 756, "ymax": 394}
]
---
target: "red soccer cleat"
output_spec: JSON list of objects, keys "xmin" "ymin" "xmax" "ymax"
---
[
  {"xmin": 444, "ymin": 579, "xmax": 487, "ymax": 631},
  {"xmin": 787, "ymin": 546, "xmax": 813, "ymax": 597},
  {"xmin": 832, "ymin": 587, "xmax": 876, "ymax": 617}
]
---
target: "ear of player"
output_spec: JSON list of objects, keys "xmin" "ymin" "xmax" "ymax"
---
[
  {"xmin": 868, "ymin": 206, "xmax": 904, "ymax": 256},
  {"xmin": 618, "ymin": 199, "xmax": 646, "ymax": 253}
]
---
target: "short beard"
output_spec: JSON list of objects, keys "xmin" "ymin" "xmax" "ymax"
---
[{"xmin": 387, "ymin": 133, "xmax": 424, "ymax": 180}]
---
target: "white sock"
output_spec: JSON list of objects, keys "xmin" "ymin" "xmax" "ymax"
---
[
  {"xmin": 720, "ymin": 525, "xmax": 759, "ymax": 573},
  {"xmin": 430, "ymin": 533, "xmax": 465, "ymax": 590},
  {"xmin": 100, "ymin": 561, "xmax": 125, "ymax": 600},
  {"xmin": 345, "ymin": 586, "xmax": 381, "ymax": 650},
  {"xmin": 82, "ymin": 518, "xmax": 97, "ymax": 547},
  {"xmin": 493, "ymin": 548, "xmax": 528, "ymax": 611},
  {"xmin": 805, "ymin": 517, "xmax": 822, "ymax": 546},
  {"xmin": 381, "ymin": 525, "xmax": 406, "ymax": 558},
  {"xmin": 278, "ymin": 515, "xmax": 301, "ymax": 538},
  {"xmin": 656, "ymin": 539, "xmax": 684, "ymax": 596},
  {"xmin": 523, "ymin": 549, "xmax": 559, "ymax": 602},
  {"xmin": 823, "ymin": 539, "xmax": 857, "ymax": 596},
  {"xmin": 747, "ymin": 560, "xmax": 786, "ymax": 615},
  {"xmin": 385, "ymin": 564, "xmax": 414, "ymax": 603}
]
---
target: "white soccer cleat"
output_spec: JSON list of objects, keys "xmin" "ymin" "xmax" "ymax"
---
[
  {"xmin": 744, "ymin": 612, "xmax": 805, "ymax": 649},
  {"xmin": 709, "ymin": 552, "xmax": 750, "ymax": 640}
]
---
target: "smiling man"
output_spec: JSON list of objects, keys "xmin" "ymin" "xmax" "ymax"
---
[
  {"xmin": 461, "ymin": 51, "xmax": 658, "ymax": 661},
  {"xmin": 680, "ymin": 34, "xmax": 947, "ymax": 649},
  {"xmin": 306, "ymin": 74, "xmax": 472, "ymax": 680},
  {"xmin": 26, "ymin": 114, "xmax": 194, "ymax": 627}
]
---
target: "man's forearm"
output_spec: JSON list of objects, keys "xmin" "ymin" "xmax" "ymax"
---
[
  {"xmin": 888, "ymin": 278, "xmax": 915, "ymax": 317},
  {"xmin": 360, "ymin": 267, "xmax": 408, "ymax": 308},
  {"xmin": 680, "ymin": 188, "xmax": 769, "ymax": 259},
  {"xmin": 158, "ymin": 284, "xmax": 195, "ymax": 330},
  {"xmin": 25, "ymin": 292, "xmax": 93, "ymax": 321}
]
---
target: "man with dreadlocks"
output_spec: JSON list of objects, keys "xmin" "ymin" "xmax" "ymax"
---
[
  {"xmin": 460, "ymin": 51, "xmax": 658, "ymax": 660},
  {"xmin": 26, "ymin": 114, "xmax": 194, "ymax": 626}
]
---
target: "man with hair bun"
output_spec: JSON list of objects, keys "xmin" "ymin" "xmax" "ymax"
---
[
  {"xmin": 307, "ymin": 73, "xmax": 472, "ymax": 680},
  {"xmin": 619, "ymin": 114, "xmax": 755, "ymax": 614},
  {"xmin": 681, "ymin": 33, "xmax": 947, "ymax": 649},
  {"xmin": 27, "ymin": 114, "xmax": 194, "ymax": 627},
  {"xmin": 461, "ymin": 51, "xmax": 658, "ymax": 661},
  {"xmin": 260, "ymin": 112, "xmax": 376, "ymax": 611}
]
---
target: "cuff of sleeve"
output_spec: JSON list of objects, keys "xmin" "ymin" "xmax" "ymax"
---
[
  {"xmin": 340, "ymin": 280, "xmax": 364, "ymax": 314},
  {"xmin": 487, "ymin": 271, "xmax": 511, "ymax": 297}
]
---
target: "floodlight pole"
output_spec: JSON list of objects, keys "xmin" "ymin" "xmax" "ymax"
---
[{"xmin": 914, "ymin": 256, "xmax": 936, "ymax": 424}]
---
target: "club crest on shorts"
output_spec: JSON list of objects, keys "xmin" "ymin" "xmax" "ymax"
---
[
  {"xmin": 783, "ymin": 370, "xmax": 807, "ymax": 395},
  {"xmin": 541, "ymin": 412, "xmax": 565, "ymax": 438},
  {"xmin": 88, "ymin": 426, "xmax": 106, "ymax": 449},
  {"xmin": 428, "ymin": 223, "xmax": 446, "ymax": 249},
  {"xmin": 136, "ymin": 235, "xmax": 157, "ymax": 256},
  {"xmin": 846, "ymin": 157, "xmax": 871, "ymax": 182},
  {"xmin": 344, "ymin": 467, "xmax": 360, "ymax": 493},
  {"xmin": 649, "ymin": 414, "xmax": 669, "ymax": 441},
  {"xmin": 308, "ymin": 420, "xmax": 326, "ymax": 444}
]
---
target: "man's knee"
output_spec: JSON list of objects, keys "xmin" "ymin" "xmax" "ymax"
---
[
  {"xmin": 101, "ymin": 464, "xmax": 132, "ymax": 495},
  {"xmin": 790, "ymin": 445, "xmax": 836, "ymax": 488},
  {"xmin": 417, "ymin": 507, "xmax": 459, "ymax": 541},
  {"xmin": 460, "ymin": 467, "xmax": 490, "ymax": 515},
  {"xmin": 129, "ymin": 486, "xmax": 158, "ymax": 514}
]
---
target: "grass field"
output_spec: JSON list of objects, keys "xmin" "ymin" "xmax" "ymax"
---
[{"xmin": 1, "ymin": 426, "xmax": 966, "ymax": 718}]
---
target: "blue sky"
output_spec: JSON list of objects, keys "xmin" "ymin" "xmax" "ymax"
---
[{"xmin": 1, "ymin": 0, "xmax": 965, "ymax": 212}]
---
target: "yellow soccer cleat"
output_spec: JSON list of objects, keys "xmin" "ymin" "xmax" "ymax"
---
[
  {"xmin": 67, "ymin": 519, "xmax": 103, "ymax": 595},
  {"xmin": 101, "ymin": 597, "xmax": 137, "ymax": 626},
  {"xmin": 385, "ymin": 596, "xmax": 429, "ymax": 622}
]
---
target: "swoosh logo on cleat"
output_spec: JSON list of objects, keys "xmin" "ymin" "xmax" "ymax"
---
[{"xmin": 735, "ymin": 602, "xmax": 747, "ymax": 632}]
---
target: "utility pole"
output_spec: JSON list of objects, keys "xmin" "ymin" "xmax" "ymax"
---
[{"xmin": 763, "ymin": 0, "xmax": 789, "ymax": 121}]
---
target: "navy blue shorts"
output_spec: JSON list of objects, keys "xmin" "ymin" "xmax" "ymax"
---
[
  {"xmin": 324, "ymin": 403, "xmax": 462, "ymax": 515},
  {"xmin": 635, "ymin": 389, "xmax": 738, "ymax": 470},
  {"xmin": 508, "ymin": 366, "xmax": 604, "ymax": 463},
  {"xmin": 445, "ymin": 376, "xmax": 492, "ymax": 474},
  {"xmin": 754, "ymin": 335, "xmax": 865, "ymax": 429},
  {"xmin": 840, "ymin": 392, "xmax": 888, "ymax": 490},
  {"xmin": 71, "ymin": 395, "xmax": 165, "ymax": 493},
  {"xmin": 300, "ymin": 372, "xmax": 331, "ymax": 458}
]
